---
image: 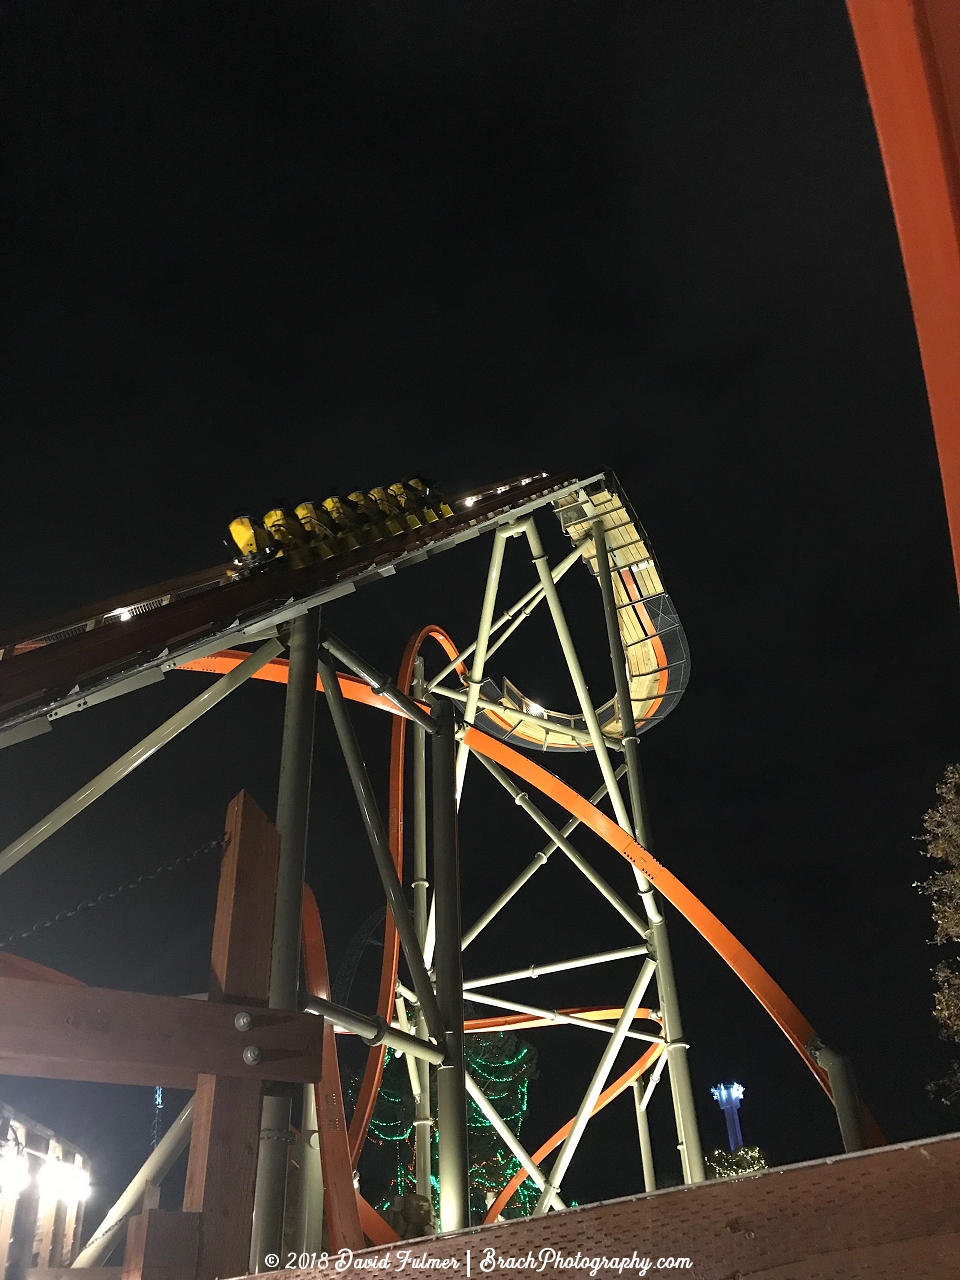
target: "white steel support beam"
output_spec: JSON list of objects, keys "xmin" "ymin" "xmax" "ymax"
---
[
  {"xmin": 519, "ymin": 516, "xmax": 634, "ymax": 835},
  {"xmin": 471, "ymin": 750, "xmax": 649, "ymax": 938},
  {"xmin": 72, "ymin": 1098, "xmax": 195, "ymax": 1267},
  {"xmin": 464, "ymin": 1073, "xmax": 565, "ymax": 1209},
  {"xmin": 463, "ymin": 989, "xmax": 662, "ymax": 1045},
  {"xmin": 464, "ymin": 946, "xmax": 648, "ymax": 990},
  {"xmin": 254, "ymin": 610, "xmax": 321, "ymax": 1271},
  {"xmin": 0, "ymin": 639, "xmax": 284, "ymax": 879},
  {"xmin": 534, "ymin": 959, "xmax": 657, "ymax": 1214},
  {"xmin": 632, "ymin": 1050, "xmax": 669, "ymax": 1195},
  {"xmin": 461, "ymin": 766, "xmax": 627, "ymax": 952},
  {"xmin": 410, "ymin": 657, "xmax": 434, "ymax": 1206},
  {"xmin": 455, "ymin": 527, "xmax": 510, "ymax": 799},
  {"xmin": 633, "ymin": 1080, "xmax": 656, "ymax": 1194},
  {"xmin": 427, "ymin": 546, "xmax": 584, "ymax": 692},
  {"xmin": 591, "ymin": 517, "xmax": 705, "ymax": 1185}
]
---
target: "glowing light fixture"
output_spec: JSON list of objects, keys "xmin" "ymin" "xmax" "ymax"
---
[
  {"xmin": 527, "ymin": 703, "xmax": 545, "ymax": 717},
  {"xmin": 0, "ymin": 1150, "xmax": 29, "ymax": 1196},
  {"xmin": 38, "ymin": 1159, "xmax": 90, "ymax": 1202}
]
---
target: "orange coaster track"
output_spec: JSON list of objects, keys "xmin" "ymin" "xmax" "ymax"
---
[{"xmin": 181, "ymin": 634, "xmax": 883, "ymax": 1233}]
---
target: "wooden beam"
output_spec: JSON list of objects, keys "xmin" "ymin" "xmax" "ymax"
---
[
  {"xmin": 207, "ymin": 790, "xmax": 280, "ymax": 1006},
  {"xmin": 0, "ymin": 975, "xmax": 321, "ymax": 1088},
  {"xmin": 121, "ymin": 1209, "xmax": 200, "ymax": 1280},
  {"xmin": 184, "ymin": 790, "xmax": 283, "ymax": 1280}
]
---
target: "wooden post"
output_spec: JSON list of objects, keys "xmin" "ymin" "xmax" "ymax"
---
[
  {"xmin": 183, "ymin": 790, "xmax": 282, "ymax": 1280},
  {"xmin": 121, "ymin": 1209, "xmax": 200, "ymax": 1280},
  {"xmin": 121, "ymin": 792, "xmax": 283, "ymax": 1280}
]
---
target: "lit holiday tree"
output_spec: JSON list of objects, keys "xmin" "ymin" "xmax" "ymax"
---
[{"xmin": 366, "ymin": 1029, "xmax": 539, "ymax": 1221}]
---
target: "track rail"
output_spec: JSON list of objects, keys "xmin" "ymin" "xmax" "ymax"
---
[
  {"xmin": 0, "ymin": 471, "xmax": 597, "ymax": 738},
  {"xmin": 178, "ymin": 640, "xmax": 883, "ymax": 1221}
]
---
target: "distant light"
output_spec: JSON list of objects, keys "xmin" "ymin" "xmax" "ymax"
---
[
  {"xmin": 464, "ymin": 497, "xmax": 477, "ymax": 507},
  {"xmin": 119, "ymin": 610, "xmax": 132, "ymax": 622},
  {"xmin": 38, "ymin": 1159, "xmax": 90, "ymax": 1202},
  {"xmin": 711, "ymin": 1082, "xmax": 745, "ymax": 1107},
  {"xmin": 527, "ymin": 703, "xmax": 545, "ymax": 717},
  {"xmin": 0, "ymin": 1151, "xmax": 29, "ymax": 1196}
]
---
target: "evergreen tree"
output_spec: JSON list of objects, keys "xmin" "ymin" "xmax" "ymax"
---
[
  {"xmin": 919, "ymin": 763, "xmax": 960, "ymax": 1104},
  {"xmin": 705, "ymin": 1146, "xmax": 769, "ymax": 1178},
  {"xmin": 366, "ymin": 1030, "xmax": 539, "ymax": 1219}
]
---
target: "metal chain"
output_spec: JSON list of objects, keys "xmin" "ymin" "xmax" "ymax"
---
[{"xmin": 0, "ymin": 836, "xmax": 224, "ymax": 951}]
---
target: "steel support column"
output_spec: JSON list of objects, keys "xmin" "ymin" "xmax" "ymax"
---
[
  {"xmin": 316, "ymin": 647, "xmax": 445, "ymax": 1047},
  {"xmin": 464, "ymin": 1073, "xmax": 563, "ymax": 1207},
  {"xmin": 455, "ymin": 528, "xmax": 508, "ymax": 798},
  {"xmin": 432, "ymin": 701, "xmax": 469, "ymax": 1232},
  {"xmin": 520, "ymin": 516, "xmax": 632, "ymax": 834},
  {"xmin": 461, "ymin": 766, "xmax": 627, "ymax": 951},
  {"xmin": 471, "ymin": 751, "xmax": 649, "ymax": 938},
  {"xmin": 810, "ymin": 1042, "xmax": 868, "ymax": 1153},
  {"xmin": 592, "ymin": 519, "xmax": 705, "ymax": 1186},
  {"xmin": 412, "ymin": 658, "xmax": 434, "ymax": 1208},
  {"xmin": 0, "ymin": 639, "xmax": 284, "ymax": 878},
  {"xmin": 632, "ymin": 1079, "xmax": 657, "ymax": 1194},
  {"xmin": 295, "ymin": 1083, "xmax": 324, "ymax": 1254},
  {"xmin": 428, "ymin": 545, "xmax": 582, "ymax": 691},
  {"xmin": 534, "ymin": 959, "xmax": 657, "ymax": 1213},
  {"xmin": 72, "ymin": 1099, "xmax": 195, "ymax": 1268},
  {"xmin": 251, "ymin": 610, "xmax": 320, "ymax": 1272}
]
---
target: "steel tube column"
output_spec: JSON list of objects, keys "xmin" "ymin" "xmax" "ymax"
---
[
  {"xmin": 464, "ymin": 1073, "xmax": 564, "ymax": 1207},
  {"xmin": 428, "ymin": 545, "xmax": 582, "ymax": 691},
  {"xmin": 648, "ymin": 920, "xmax": 704, "ymax": 1183},
  {"xmin": 412, "ymin": 658, "xmax": 434, "ymax": 1207},
  {"xmin": 632, "ymin": 1080, "xmax": 657, "ymax": 1194},
  {"xmin": 463, "ymin": 989, "xmax": 662, "ymax": 1044},
  {"xmin": 592, "ymin": 519, "xmax": 705, "ymax": 1186},
  {"xmin": 461, "ymin": 766, "xmax": 627, "ymax": 951},
  {"xmin": 432, "ymin": 701, "xmax": 469, "ymax": 1232},
  {"xmin": 455, "ymin": 528, "xmax": 508, "ymax": 797},
  {"xmin": 520, "ymin": 517, "xmax": 633, "ymax": 834},
  {"xmin": 463, "ymin": 945, "xmax": 648, "ymax": 990},
  {"xmin": 471, "ymin": 751, "xmax": 649, "ymax": 937},
  {"xmin": 811, "ymin": 1042, "xmax": 868, "ymax": 1153},
  {"xmin": 272, "ymin": 611, "xmax": 321, "ymax": 1009},
  {"xmin": 294, "ymin": 1085, "xmax": 324, "ymax": 1255},
  {"xmin": 72, "ymin": 1098, "xmax": 194, "ymax": 1267},
  {"xmin": 0, "ymin": 639, "xmax": 284, "ymax": 878},
  {"xmin": 534, "ymin": 959, "xmax": 657, "ymax": 1213},
  {"xmin": 302, "ymin": 999, "xmax": 445, "ymax": 1064},
  {"xmin": 252, "ymin": 611, "xmax": 321, "ymax": 1272},
  {"xmin": 316, "ymin": 648, "xmax": 445, "ymax": 1048}
]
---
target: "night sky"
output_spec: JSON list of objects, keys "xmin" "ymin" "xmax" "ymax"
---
[{"xmin": 2, "ymin": 0, "xmax": 960, "ymax": 1237}]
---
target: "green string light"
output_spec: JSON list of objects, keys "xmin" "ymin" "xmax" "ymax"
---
[{"xmin": 367, "ymin": 1030, "xmax": 540, "ymax": 1219}]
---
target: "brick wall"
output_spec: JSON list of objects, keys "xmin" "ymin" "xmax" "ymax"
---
[{"xmin": 239, "ymin": 1131, "xmax": 960, "ymax": 1280}]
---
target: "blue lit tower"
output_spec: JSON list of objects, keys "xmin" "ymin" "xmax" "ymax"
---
[{"xmin": 711, "ymin": 1082, "xmax": 745, "ymax": 1151}]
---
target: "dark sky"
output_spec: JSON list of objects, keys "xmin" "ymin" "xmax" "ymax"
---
[{"xmin": 2, "ymin": 0, "xmax": 960, "ymax": 1235}]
